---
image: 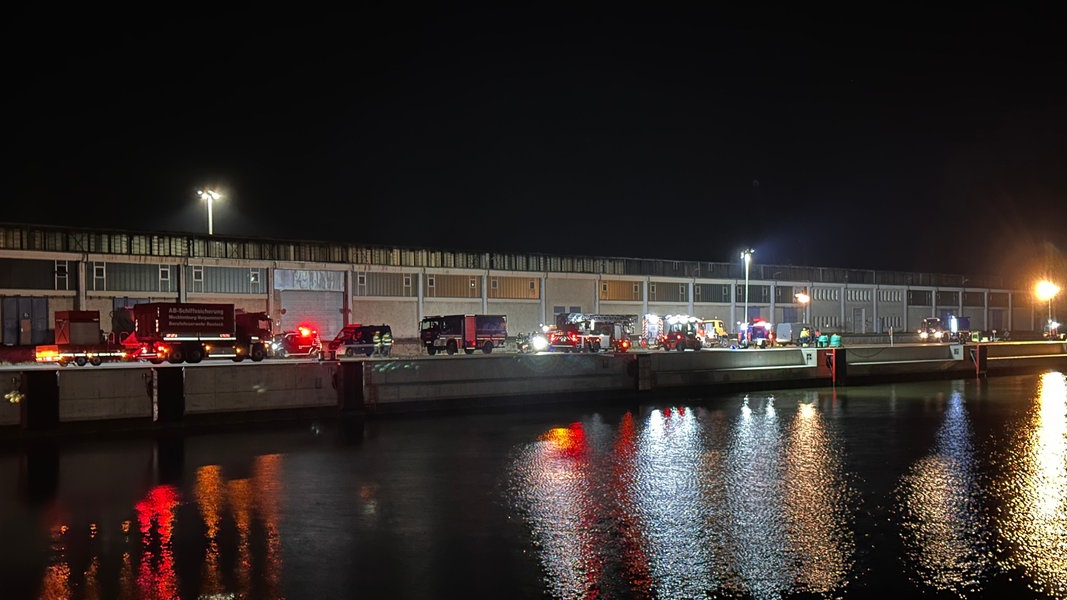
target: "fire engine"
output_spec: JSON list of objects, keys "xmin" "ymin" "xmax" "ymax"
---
[
  {"xmin": 656, "ymin": 314, "xmax": 704, "ymax": 351},
  {"xmin": 554, "ymin": 313, "xmax": 635, "ymax": 352},
  {"xmin": 420, "ymin": 314, "xmax": 507, "ymax": 355}
]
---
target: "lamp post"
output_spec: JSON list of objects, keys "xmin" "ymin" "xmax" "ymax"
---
[
  {"xmin": 741, "ymin": 248, "xmax": 755, "ymax": 324},
  {"xmin": 1036, "ymin": 279, "xmax": 1060, "ymax": 334},
  {"xmin": 795, "ymin": 291, "xmax": 810, "ymax": 324},
  {"xmin": 197, "ymin": 189, "xmax": 222, "ymax": 235}
]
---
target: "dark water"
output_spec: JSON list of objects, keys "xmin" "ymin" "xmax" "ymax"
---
[{"xmin": 3, "ymin": 372, "xmax": 1067, "ymax": 599}]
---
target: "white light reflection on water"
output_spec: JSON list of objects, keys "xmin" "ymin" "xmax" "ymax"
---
[
  {"xmin": 632, "ymin": 406, "xmax": 722, "ymax": 597},
  {"xmin": 508, "ymin": 393, "xmax": 856, "ymax": 598},
  {"xmin": 724, "ymin": 395, "xmax": 791, "ymax": 598},
  {"xmin": 995, "ymin": 371, "xmax": 1067, "ymax": 598},
  {"xmin": 894, "ymin": 382, "xmax": 993, "ymax": 596},
  {"xmin": 782, "ymin": 394, "xmax": 856, "ymax": 595}
]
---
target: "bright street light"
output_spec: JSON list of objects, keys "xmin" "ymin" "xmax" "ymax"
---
[
  {"xmin": 197, "ymin": 189, "xmax": 222, "ymax": 235},
  {"xmin": 1036, "ymin": 279, "xmax": 1060, "ymax": 330},
  {"xmin": 741, "ymin": 248, "xmax": 755, "ymax": 324},
  {"xmin": 795, "ymin": 290, "xmax": 810, "ymax": 323}
]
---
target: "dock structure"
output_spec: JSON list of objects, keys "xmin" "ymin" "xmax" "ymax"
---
[{"xmin": 2, "ymin": 341, "xmax": 1065, "ymax": 437}]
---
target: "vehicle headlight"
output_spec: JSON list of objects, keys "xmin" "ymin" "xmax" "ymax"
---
[{"xmin": 531, "ymin": 335, "xmax": 549, "ymax": 351}]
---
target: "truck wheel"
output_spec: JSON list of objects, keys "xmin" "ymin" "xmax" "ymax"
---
[
  {"xmin": 251, "ymin": 347, "xmax": 266, "ymax": 362},
  {"xmin": 168, "ymin": 348, "xmax": 184, "ymax": 364},
  {"xmin": 427, "ymin": 346, "xmax": 437, "ymax": 356},
  {"xmin": 464, "ymin": 348, "xmax": 475, "ymax": 355},
  {"xmin": 75, "ymin": 356, "xmax": 87, "ymax": 366},
  {"xmin": 482, "ymin": 341, "xmax": 493, "ymax": 354},
  {"xmin": 150, "ymin": 358, "xmax": 164, "ymax": 365},
  {"xmin": 187, "ymin": 348, "xmax": 204, "ymax": 363},
  {"xmin": 676, "ymin": 342, "xmax": 685, "ymax": 351},
  {"xmin": 89, "ymin": 356, "xmax": 102, "ymax": 366},
  {"xmin": 446, "ymin": 341, "xmax": 458, "ymax": 355}
]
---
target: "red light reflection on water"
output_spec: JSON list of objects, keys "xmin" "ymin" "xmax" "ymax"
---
[
  {"xmin": 34, "ymin": 454, "xmax": 286, "ymax": 599},
  {"xmin": 134, "ymin": 485, "xmax": 180, "ymax": 600}
]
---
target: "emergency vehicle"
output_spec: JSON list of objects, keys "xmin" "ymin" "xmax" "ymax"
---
[
  {"xmin": 918, "ymin": 317, "xmax": 945, "ymax": 342},
  {"xmin": 697, "ymin": 318, "xmax": 731, "ymax": 348},
  {"xmin": 554, "ymin": 313, "xmax": 635, "ymax": 352},
  {"xmin": 738, "ymin": 319, "xmax": 775, "ymax": 349},
  {"xmin": 420, "ymin": 314, "xmax": 507, "ymax": 355},
  {"xmin": 658, "ymin": 314, "xmax": 704, "ymax": 351},
  {"xmin": 268, "ymin": 325, "xmax": 322, "ymax": 358}
]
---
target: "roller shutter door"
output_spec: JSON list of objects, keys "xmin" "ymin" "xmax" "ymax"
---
[{"xmin": 278, "ymin": 290, "xmax": 344, "ymax": 340}]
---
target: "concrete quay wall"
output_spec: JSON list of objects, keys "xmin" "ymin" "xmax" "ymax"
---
[
  {"xmin": 363, "ymin": 352, "xmax": 635, "ymax": 412},
  {"xmin": 1, "ymin": 342, "xmax": 1066, "ymax": 435}
]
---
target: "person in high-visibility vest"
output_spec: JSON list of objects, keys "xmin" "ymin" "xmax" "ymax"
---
[
  {"xmin": 372, "ymin": 330, "xmax": 382, "ymax": 356},
  {"xmin": 380, "ymin": 330, "xmax": 393, "ymax": 356}
]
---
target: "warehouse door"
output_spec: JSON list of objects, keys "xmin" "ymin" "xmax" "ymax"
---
[
  {"xmin": 278, "ymin": 290, "xmax": 344, "ymax": 340},
  {"xmin": 2, "ymin": 296, "xmax": 49, "ymax": 346}
]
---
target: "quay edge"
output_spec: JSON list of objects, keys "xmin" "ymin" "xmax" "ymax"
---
[{"xmin": 1, "ymin": 341, "xmax": 1067, "ymax": 439}]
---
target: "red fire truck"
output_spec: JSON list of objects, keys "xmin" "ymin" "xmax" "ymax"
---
[
  {"xmin": 419, "ymin": 314, "xmax": 507, "ymax": 355},
  {"xmin": 124, "ymin": 302, "xmax": 273, "ymax": 364}
]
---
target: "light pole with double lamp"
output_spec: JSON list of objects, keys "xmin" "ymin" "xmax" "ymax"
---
[{"xmin": 197, "ymin": 189, "xmax": 222, "ymax": 235}]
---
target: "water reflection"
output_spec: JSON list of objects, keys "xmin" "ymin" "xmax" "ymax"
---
[
  {"xmin": 509, "ymin": 392, "xmax": 856, "ymax": 598},
  {"xmin": 894, "ymin": 381, "xmax": 993, "ymax": 595},
  {"xmin": 782, "ymin": 396, "xmax": 855, "ymax": 594},
  {"xmin": 995, "ymin": 371, "xmax": 1067, "ymax": 598},
  {"xmin": 635, "ymin": 406, "xmax": 720, "ymax": 597},
  {"xmin": 33, "ymin": 450, "xmax": 286, "ymax": 599}
]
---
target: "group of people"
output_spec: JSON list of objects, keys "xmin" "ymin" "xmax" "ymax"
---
[
  {"xmin": 371, "ymin": 329, "xmax": 393, "ymax": 356},
  {"xmin": 798, "ymin": 327, "xmax": 841, "ymax": 348}
]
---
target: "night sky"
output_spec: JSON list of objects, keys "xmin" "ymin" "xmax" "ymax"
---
[{"xmin": 4, "ymin": 6, "xmax": 1066, "ymax": 281}]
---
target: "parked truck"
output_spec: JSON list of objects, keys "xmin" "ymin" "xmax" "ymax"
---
[
  {"xmin": 420, "ymin": 314, "xmax": 507, "ymax": 355},
  {"xmin": 658, "ymin": 314, "xmax": 705, "ymax": 351},
  {"xmin": 697, "ymin": 318, "xmax": 731, "ymax": 348},
  {"xmin": 554, "ymin": 313, "xmax": 635, "ymax": 352},
  {"xmin": 124, "ymin": 302, "xmax": 272, "ymax": 364},
  {"xmin": 35, "ymin": 310, "xmax": 133, "ymax": 366}
]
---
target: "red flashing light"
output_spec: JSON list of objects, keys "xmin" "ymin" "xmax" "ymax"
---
[{"xmin": 298, "ymin": 326, "xmax": 314, "ymax": 337}]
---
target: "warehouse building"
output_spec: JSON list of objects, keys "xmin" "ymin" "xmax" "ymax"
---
[{"xmin": 0, "ymin": 223, "xmax": 1035, "ymax": 346}]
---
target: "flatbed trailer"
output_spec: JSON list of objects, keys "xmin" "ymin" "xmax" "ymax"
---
[{"xmin": 34, "ymin": 310, "xmax": 132, "ymax": 366}]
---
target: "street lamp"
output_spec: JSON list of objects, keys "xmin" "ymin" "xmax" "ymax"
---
[
  {"xmin": 197, "ymin": 189, "xmax": 222, "ymax": 235},
  {"xmin": 741, "ymin": 248, "xmax": 755, "ymax": 324},
  {"xmin": 1036, "ymin": 279, "xmax": 1060, "ymax": 333},
  {"xmin": 795, "ymin": 290, "xmax": 810, "ymax": 324}
]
